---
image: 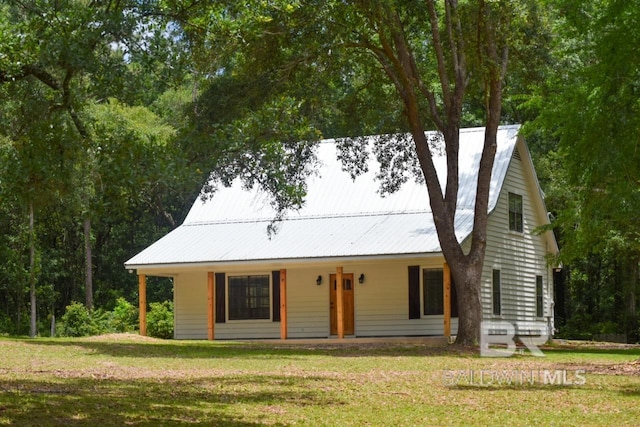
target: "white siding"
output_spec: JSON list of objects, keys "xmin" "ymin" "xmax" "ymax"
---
[
  {"xmin": 286, "ymin": 269, "xmax": 330, "ymax": 338},
  {"xmin": 351, "ymin": 260, "xmax": 458, "ymax": 337},
  {"xmin": 173, "ymin": 270, "xmax": 280, "ymax": 340},
  {"xmin": 174, "ymin": 271, "xmax": 208, "ymax": 340},
  {"xmin": 478, "ymin": 140, "xmax": 554, "ymax": 335},
  {"xmin": 171, "ymin": 257, "xmax": 459, "ymax": 339}
]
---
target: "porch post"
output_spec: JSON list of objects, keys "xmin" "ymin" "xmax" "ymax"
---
[
  {"xmin": 280, "ymin": 269, "xmax": 287, "ymax": 340},
  {"xmin": 138, "ymin": 274, "xmax": 147, "ymax": 337},
  {"xmin": 443, "ymin": 262, "xmax": 451, "ymax": 338},
  {"xmin": 207, "ymin": 272, "xmax": 215, "ymax": 340},
  {"xmin": 336, "ymin": 266, "xmax": 344, "ymax": 339}
]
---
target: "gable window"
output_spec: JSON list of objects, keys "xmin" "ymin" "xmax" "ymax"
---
[
  {"xmin": 228, "ymin": 275, "xmax": 270, "ymax": 320},
  {"xmin": 536, "ymin": 275, "xmax": 544, "ymax": 317},
  {"xmin": 508, "ymin": 192, "xmax": 523, "ymax": 232},
  {"xmin": 422, "ymin": 268, "xmax": 458, "ymax": 317},
  {"xmin": 492, "ymin": 269, "xmax": 501, "ymax": 316}
]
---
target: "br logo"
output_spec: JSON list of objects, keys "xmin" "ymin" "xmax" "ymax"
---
[{"xmin": 480, "ymin": 320, "xmax": 549, "ymax": 357}]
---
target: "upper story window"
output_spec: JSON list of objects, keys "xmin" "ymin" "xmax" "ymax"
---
[{"xmin": 508, "ymin": 192, "xmax": 523, "ymax": 232}]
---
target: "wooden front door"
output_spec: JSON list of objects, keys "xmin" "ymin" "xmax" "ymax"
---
[{"xmin": 330, "ymin": 273, "xmax": 355, "ymax": 335}]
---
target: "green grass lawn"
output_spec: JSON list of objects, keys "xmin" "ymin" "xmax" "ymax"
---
[{"xmin": 0, "ymin": 335, "xmax": 638, "ymax": 426}]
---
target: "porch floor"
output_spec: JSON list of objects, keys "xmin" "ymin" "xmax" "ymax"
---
[{"xmin": 239, "ymin": 336, "xmax": 451, "ymax": 346}]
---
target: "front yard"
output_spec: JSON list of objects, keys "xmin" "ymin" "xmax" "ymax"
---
[{"xmin": 0, "ymin": 335, "xmax": 638, "ymax": 426}]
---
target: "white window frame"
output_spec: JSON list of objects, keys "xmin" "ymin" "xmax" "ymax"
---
[
  {"xmin": 226, "ymin": 273, "xmax": 272, "ymax": 322},
  {"xmin": 508, "ymin": 192, "xmax": 524, "ymax": 233}
]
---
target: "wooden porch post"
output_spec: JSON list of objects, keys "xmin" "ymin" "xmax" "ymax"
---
[
  {"xmin": 280, "ymin": 269, "xmax": 287, "ymax": 340},
  {"xmin": 138, "ymin": 274, "xmax": 147, "ymax": 337},
  {"xmin": 336, "ymin": 266, "xmax": 344, "ymax": 339},
  {"xmin": 443, "ymin": 262, "xmax": 451, "ymax": 338},
  {"xmin": 207, "ymin": 272, "xmax": 215, "ymax": 340}
]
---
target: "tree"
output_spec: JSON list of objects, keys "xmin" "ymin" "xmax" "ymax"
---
[
  {"xmin": 171, "ymin": 0, "xmax": 547, "ymax": 345},
  {"xmin": 0, "ymin": 80, "xmax": 80, "ymax": 336},
  {"xmin": 530, "ymin": 0, "xmax": 640, "ymax": 342},
  {"xmin": 0, "ymin": 0, "xmax": 190, "ymax": 330}
]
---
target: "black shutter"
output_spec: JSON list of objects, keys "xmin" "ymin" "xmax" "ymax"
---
[
  {"xmin": 215, "ymin": 272, "xmax": 226, "ymax": 323},
  {"xmin": 408, "ymin": 265, "xmax": 420, "ymax": 319},
  {"xmin": 272, "ymin": 270, "xmax": 281, "ymax": 322}
]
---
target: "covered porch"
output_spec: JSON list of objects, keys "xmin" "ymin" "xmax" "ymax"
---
[{"xmin": 136, "ymin": 261, "xmax": 455, "ymax": 341}]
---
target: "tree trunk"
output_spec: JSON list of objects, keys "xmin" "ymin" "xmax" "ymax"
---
[
  {"xmin": 84, "ymin": 217, "xmax": 93, "ymax": 310},
  {"xmin": 29, "ymin": 201, "xmax": 36, "ymax": 338},
  {"xmin": 356, "ymin": 1, "xmax": 507, "ymax": 346},
  {"xmin": 450, "ymin": 261, "xmax": 484, "ymax": 346},
  {"xmin": 624, "ymin": 253, "xmax": 639, "ymax": 343}
]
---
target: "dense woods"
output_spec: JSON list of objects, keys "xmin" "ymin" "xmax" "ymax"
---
[{"xmin": 0, "ymin": 0, "xmax": 637, "ymax": 342}]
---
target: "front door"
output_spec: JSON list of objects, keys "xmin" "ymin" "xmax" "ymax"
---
[{"xmin": 330, "ymin": 273, "xmax": 355, "ymax": 335}]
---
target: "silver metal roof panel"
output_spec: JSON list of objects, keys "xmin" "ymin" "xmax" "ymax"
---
[{"xmin": 125, "ymin": 125, "xmax": 519, "ymax": 268}]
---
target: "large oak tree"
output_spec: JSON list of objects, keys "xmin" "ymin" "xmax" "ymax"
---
[{"xmin": 173, "ymin": 0, "xmax": 547, "ymax": 345}]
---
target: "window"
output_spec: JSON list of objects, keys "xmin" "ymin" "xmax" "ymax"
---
[
  {"xmin": 423, "ymin": 269, "xmax": 443, "ymax": 315},
  {"xmin": 508, "ymin": 192, "xmax": 523, "ymax": 232},
  {"xmin": 536, "ymin": 275, "xmax": 544, "ymax": 317},
  {"xmin": 228, "ymin": 275, "xmax": 270, "ymax": 320},
  {"xmin": 422, "ymin": 268, "xmax": 458, "ymax": 317},
  {"xmin": 492, "ymin": 269, "xmax": 501, "ymax": 315}
]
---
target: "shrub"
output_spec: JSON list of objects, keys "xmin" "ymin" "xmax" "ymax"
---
[
  {"xmin": 110, "ymin": 297, "xmax": 137, "ymax": 333},
  {"xmin": 59, "ymin": 302, "xmax": 97, "ymax": 337},
  {"xmin": 146, "ymin": 301, "xmax": 174, "ymax": 339},
  {"xmin": 91, "ymin": 309, "xmax": 111, "ymax": 334},
  {"xmin": 0, "ymin": 312, "xmax": 14, "ymax": 336}
]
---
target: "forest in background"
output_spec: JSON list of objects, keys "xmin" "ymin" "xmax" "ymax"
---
[{"xmin": 0, "ymin": 1, "xmax": 638, "ymax": 342}]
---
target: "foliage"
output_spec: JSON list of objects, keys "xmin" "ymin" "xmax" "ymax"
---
[
  {"xmin": 526, "ymin": 0, "xmax": 640, "ymax": 342},
  {"xmin": 0, "ymin": 1, "xmax": 192, "ymax": 331},
  {"xmin": 58, "ymin": 298, "xmax": 141, "ymax": 337},
  {"xmin": 171, "ymin": 0, "xmax": 554, "ymax": 345},
  {"xmin": 58, "ymin": 302, "xmax": 97, "ymax": 337},
  {"xmin": 146, "ymin": 301, "xmax": 174, "ymax": 339},
  {"xmin": 110, "ymin": 297, "xmax": 138, "ymax": 333},
  {"xmin": 0, "ymin": 0, "xmax": 636, "ymax": 345}
]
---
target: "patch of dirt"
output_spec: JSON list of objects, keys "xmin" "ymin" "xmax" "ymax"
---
[
  {"xmin": 547, "ymin": 339, "xmax": 640, "ymax": 350},
  {"xmin": 559, "ymin": 359, "xmax": 640, "ymax": 377},
  {"xmin": 81, "ymin": 333, "xmax": 159, "ymax": 342}
]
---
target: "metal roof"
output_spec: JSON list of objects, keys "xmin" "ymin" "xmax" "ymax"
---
[{"xmin": 125, "ymin": 125, "xmax": 520, "ymax": 268}]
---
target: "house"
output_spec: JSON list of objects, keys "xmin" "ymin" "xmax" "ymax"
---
[{"xmin": 125, "ymin": 125, "xmax": 559, "ymax": 340}]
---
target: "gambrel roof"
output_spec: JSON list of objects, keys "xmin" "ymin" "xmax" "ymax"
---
[{"xmin": 126, "ymin": 125, "xmax": 547, "ymax": 269}]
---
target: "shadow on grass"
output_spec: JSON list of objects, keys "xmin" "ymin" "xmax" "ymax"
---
[
  {"xmin": 0, "ymin": 373, "xmax": 341, "ymax": 426},
  {"xmin": 16, "ymin": 337, "xmax": 640, "ymax": 361},
  {"xmin": 541, "ymin": 347, "xmax": 640, "ymax": 357},
  {"xmin": 18, "ymin": 337, "xmax": 463, "ymax": 360},
  {"xmin": 449, "ymin": 383, "xmax": 597, "ymax": 392},
  {"xmin": 619, "ymin": 385, "xmax": 640, "ymax": 397}
]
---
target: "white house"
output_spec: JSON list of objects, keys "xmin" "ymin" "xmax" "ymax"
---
[{"xmin": 125, "ymin": 125, "xmax": 559, "ymax": 340}]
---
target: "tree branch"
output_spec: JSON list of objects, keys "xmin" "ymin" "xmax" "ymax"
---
[{"xmin": 426, "ymin": 0, "xmax": 452, "ymax": 112}]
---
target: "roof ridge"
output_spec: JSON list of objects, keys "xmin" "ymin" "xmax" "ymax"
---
[{"xmin": 182, "ymin": 209, "xmax": 436, "ymax": 226}]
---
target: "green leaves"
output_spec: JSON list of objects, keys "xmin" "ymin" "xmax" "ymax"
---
[{"xmin": 535, "ymin": 0, "xmax": 640, "ymax": 258}]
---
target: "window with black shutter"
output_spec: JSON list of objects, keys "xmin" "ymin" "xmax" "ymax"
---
[{"xmin": 228, "ymin": 275, "xmax": 270, "ymax": 320}]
